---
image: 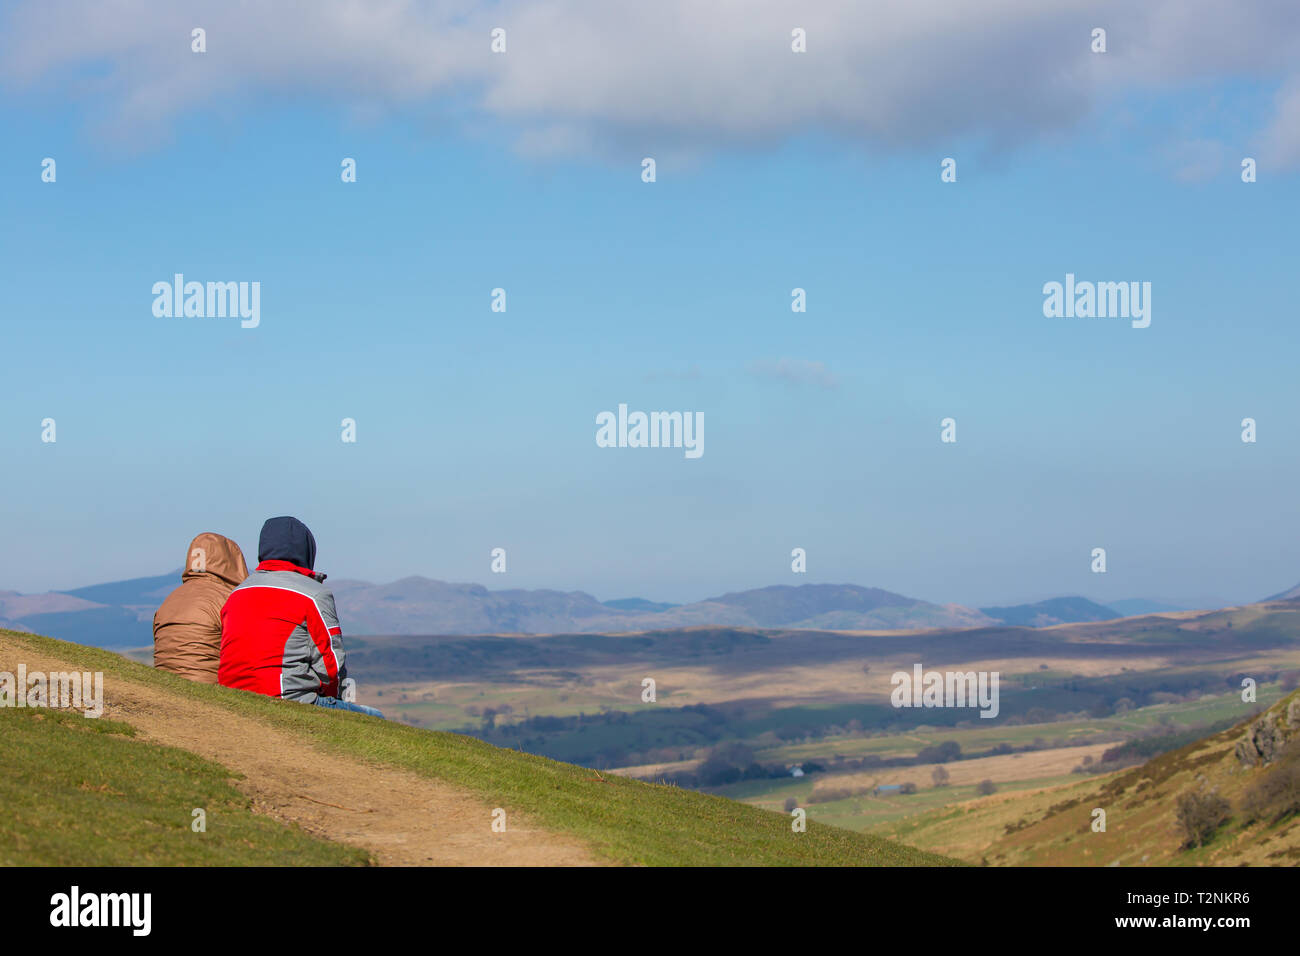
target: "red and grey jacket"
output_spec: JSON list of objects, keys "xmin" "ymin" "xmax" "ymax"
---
[{"xmin": 218, "ymin": 560, "xmax": 347, "ymax": 702}]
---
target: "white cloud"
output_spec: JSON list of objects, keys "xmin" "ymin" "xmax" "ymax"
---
[{"xmin": 3, "ymin": 0, "xmax": 1300, "ymax": 166}]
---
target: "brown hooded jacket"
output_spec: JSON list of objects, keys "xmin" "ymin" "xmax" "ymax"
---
[{"xmin": 153, "ymin": 533, "xmax": 249, "ymax": 683}]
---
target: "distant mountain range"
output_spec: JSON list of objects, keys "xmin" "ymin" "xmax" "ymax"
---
[
  {"xmin": 319, "ymin": 580, "xmax": 994, "ymax": 637},
  {"xmin": 0, "ymin": 572, "xmax": 178, "ymax": 648},
  {"xmin": 0, "ymin": 568, "xmax": 1225, "ymax": 647}
]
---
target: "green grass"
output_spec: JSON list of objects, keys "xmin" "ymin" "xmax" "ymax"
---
[
  {"xmin": 0, "ymin": 705, "xmax": 370, "ymax": 866},
  {"xmin": 795, "ymin": 775, "xmax": 1077, "ymax": 831},
  {"xmin": 1, "ymin": 631, "xmax": 956, "ymax": 866},
  {"xmin": 383, "ymin": 684, "xmax": 629, "ymax": 730}
]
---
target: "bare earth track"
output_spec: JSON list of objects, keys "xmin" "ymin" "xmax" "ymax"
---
[{"xmin": 0, "ymin": 635, "xmax": 598, "ymax": 866}]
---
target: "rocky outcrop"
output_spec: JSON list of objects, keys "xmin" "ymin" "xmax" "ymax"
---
[{"xmin": 1236, "ymin": 695, "xmax": 1300, "ymax": 767}]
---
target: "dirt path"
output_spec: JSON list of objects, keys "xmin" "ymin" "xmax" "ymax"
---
[{"xmin": 0, "ymin": 635, "xmax": 599, "ymax": 866}]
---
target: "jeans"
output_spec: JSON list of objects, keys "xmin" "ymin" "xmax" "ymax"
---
[{"xmin": 312, "ymin": 696, "xmax": 385, "ymax": 718}]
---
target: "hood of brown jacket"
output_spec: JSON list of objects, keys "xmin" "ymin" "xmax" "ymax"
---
[{"xmin": 180, "ymin": 532, "xmax": 249, "ymax": 588}]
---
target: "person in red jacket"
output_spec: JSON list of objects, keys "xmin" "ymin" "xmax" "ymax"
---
[{"xmin": 219, "ymin": 516, "xmax": 381, "ymax": 717}]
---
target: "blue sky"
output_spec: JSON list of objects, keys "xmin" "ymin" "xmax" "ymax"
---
[{"xmin": 2, "ymin": 2, "xmax": 1299, "ymax": 608}]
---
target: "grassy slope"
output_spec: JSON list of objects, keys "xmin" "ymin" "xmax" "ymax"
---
[
  {"xmin": 1, "ymin": 630, "xmax": 955, "ymax": 866},
  {"xmin": 0, "ymin": 707, "xmax": 369, "ymax": 866},
  {"xmin": 875, "ymin": 688, "xmax": 1300, "ymax": 866}
]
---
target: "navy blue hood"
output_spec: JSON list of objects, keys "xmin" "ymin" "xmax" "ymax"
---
[{"xmin": 258, "ymin": 516, "xmax": 318, "ymax": 572}]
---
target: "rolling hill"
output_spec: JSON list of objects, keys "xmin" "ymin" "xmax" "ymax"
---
[
  {"xmin": 977, "ymin": 596, "xmax": 1121, "ymax": 627},
  {"xmin": 1266, "ymin": 581, "xmax": 1300, "ymax": 602},
  {"xmin": 0, "ymin": 627, "xmax": 954, "ymax": 866},
  {"xmin": 877, "ymin": 685, "xmax": 1300, "ymax": 866}
]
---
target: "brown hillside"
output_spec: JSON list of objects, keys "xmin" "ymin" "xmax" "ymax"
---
[{"xmin": 882, "ymin": 689, "xmax": 1300, "ymax": 866}]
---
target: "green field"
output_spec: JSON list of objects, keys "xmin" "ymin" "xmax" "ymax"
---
[{"xmin": 2, "ymin": 630, "xmax": 955, "ymax": 866}]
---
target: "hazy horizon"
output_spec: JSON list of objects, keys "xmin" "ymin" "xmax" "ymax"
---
[{"xmin": 19, "ymin": 559, "xmax": 1247, "ymax": 615}]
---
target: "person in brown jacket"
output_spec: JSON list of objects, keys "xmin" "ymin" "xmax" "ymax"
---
[{"xmin": 153, "ymin": 532, "xmax": 249, "ymax": 683}]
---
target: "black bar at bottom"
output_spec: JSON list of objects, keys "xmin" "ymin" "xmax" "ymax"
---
[{"xmin": 0, "ymin": 864, "xmax": 1280, "ymax": 941}]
